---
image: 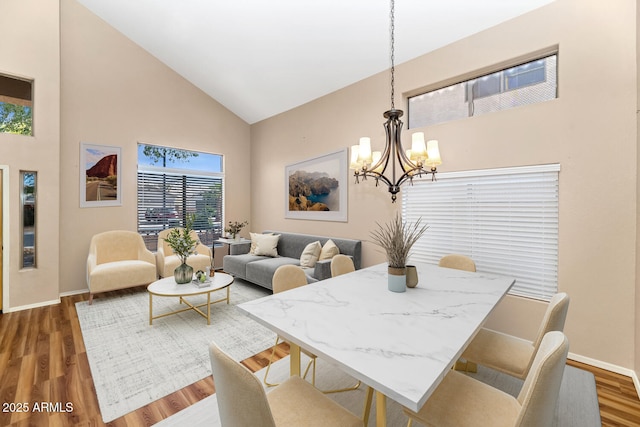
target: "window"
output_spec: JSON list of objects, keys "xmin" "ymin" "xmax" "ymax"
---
[
  {"xmin": 21, "ymin": 171, "xmax": 36, "ymax": 268},
  {"xmin": 408, "ymin": 54, "xmax": 557, "ymax": 128},
  {"xmin": 0, "ymin": 74, "xmax": 33, "ymax": 136},
  {"xmin": 402, "ymin": 164, "xmax": 559, "ymax": 300},
  {"xmin": 137, "ymin": 143, "xmax": 224, "ymax": 251}
]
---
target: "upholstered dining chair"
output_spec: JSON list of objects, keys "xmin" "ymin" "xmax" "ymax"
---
[
  {"xmin": 460, "ymin": 292, "xmax": 570, "ymax": 378},
  {"xmin": 331, "ymin": 254, "xmax": 356, "ymax": 277},
  {"xmin": 155, "ymin": 228, "xmax": 212, "ymax": 278},
  {"xmin": 263, "ymin": 265, "xmax": 314, "ymax": 387},
  {"xmin": 438, "ymin": 254, "xmax": 476, "ymax": 272},
  {"xmin": 404, "ymin": 331, "xmax": 569, "ymax": 427},
  {"xmin": 209, "ymin": 342, "xmax": 363, "ymax": 427},
  {"xmin": 264, "ymin": 265, "xmax": 360, "ymax": 394}
]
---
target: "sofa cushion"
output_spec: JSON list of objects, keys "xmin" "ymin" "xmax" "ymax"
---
[
  {"xmin": 319, "ymin": 239, "xmax": 340, "ymax": 261},
  {"xmin": 300, "ymin": 241, "xmax": 322, "ymax": 268},
  {"xmin": 246, "ymin": 257, "xmax": 301, "ymax": 289},
  {"xmin": 254, "ymin": 233, "xmax": 280, "ymax": 257},
  {"xmin": 249, "ymin": 232, "xmax": 275, "ymax": 254},
  {"xmin": 223, "ymin": 253, "xmax": 270, "ymax": 278}
]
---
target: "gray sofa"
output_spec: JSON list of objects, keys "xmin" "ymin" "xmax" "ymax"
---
[{"xmin": 222, "ymin": 230, "xmax": 362, "ymax": 290}]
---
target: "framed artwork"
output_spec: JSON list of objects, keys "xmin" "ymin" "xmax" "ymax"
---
[
  {"xmin": 80, "ymin": 142, "xmax": 122, "ymax": 208},
  {"xmin": 285, "ymin": 148, "xmax": 348, "ymax": 222}
]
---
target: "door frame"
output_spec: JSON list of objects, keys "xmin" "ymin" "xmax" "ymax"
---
[{"xmin": 0, "ymin": 165, "xmax": 8, "ymax": 312}]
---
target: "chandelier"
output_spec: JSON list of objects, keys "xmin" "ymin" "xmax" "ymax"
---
[{"xmin": 350, "ymin": 0, "xmax": 442, "ymax": 203}]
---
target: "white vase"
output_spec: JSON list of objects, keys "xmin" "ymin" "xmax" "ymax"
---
[{"xmin": 388, "ymin": 266, "xmax": 406, "ymax": 293}]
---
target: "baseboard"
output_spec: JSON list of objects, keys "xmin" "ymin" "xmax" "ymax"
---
[
  {"xmin": 59, "ymin": 288, "xmax": 90, "ymax": 297},
  {"xmin": 569, "ymin": 351, "xmax": 640, "ymax": 398},
  {"xmin": 4, "ymin": 289, "xmax": 89, "ymax": 312},
  {"xmin": 4, "ymin": 298, "xmax": 61, "ymax": 313}
]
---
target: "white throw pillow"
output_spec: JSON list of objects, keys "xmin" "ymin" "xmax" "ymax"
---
[
  {"xmin": 254, "ymin": 234, "xmax": 280, "ymax": 257},
  {"xmin": 319, "ymin": 239, "xmax": 340, "ymax": 261},
  {"xmin": 250, "ymin": 232, "xmax": 273, "ymax": 254},
  {"xmin": 300, "ymin": 241, "xmax": 322, "ymax": 268}
]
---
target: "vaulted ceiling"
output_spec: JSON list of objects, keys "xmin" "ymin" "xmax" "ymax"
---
[{"xmin": 77, "ymin": 0, "xmax": 554, "ymax": 124}]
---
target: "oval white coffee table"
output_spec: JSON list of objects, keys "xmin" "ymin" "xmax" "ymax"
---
[{"xmin": 147, "ymin": 273, "xmax": 234, "ymax": 325}]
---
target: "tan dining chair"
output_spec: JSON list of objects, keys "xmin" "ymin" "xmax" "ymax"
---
[
  {"xmin": 460, "ymin": 292, "xmax": 570, "ymax": 378},
  {"xmin": 331, "ymin": 254, "xmax": 356, "ymax": 277},
  {"xmin": 405, "ymin": 331, "xmax": 569, "ymax": 427},
  {"xmin": 264, "ymin": 265, "xmax": 314, "ymax": 387},
  {"xmin": 438, "ymin": 254, "xmax": 476, "ymax": 272},
  {"xmin": 209, "ymin": 342, "xmax": 363, "ymax": 427},
  {"xmin": 264, "ymin": 265, "xmax": 360, "ymax": 394}
]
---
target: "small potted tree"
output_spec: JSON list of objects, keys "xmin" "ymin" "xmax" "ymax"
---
[{"xmin": 164, "ymin": 215, "xmax": 198, "ymax": 284}]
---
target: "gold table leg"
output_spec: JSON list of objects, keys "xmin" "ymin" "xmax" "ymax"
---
[
  {"xmin": 376, "ymin": 391, "xmax": 387, "ymax": 427},
  {"xmin": 289, "ymin": 342, "xmax": 301, "ymax": 377},
  {"xmin": 149, "ymin": 293, "xmax": 153, "ymax": 325}
]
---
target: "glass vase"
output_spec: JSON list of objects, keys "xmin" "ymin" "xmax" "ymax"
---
[{"xmin": 174, "ymin": 262, "xmax": 193, "ymax": 284}]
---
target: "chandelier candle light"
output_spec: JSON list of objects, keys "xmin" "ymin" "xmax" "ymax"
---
[{"xmin": 350, "ymin": 0, "xmax": 442, "ymax": 202}]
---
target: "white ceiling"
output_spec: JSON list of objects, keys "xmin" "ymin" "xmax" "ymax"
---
[{"xmin": 76, "ymin": 0, "xmax": 554, "ymax": 124}]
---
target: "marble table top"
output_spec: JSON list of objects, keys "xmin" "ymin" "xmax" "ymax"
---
[{"xmin": 238, "ymin": 262, "xmax": 515, "ymax": 412}]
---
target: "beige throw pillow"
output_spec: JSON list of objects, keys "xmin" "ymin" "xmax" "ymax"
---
[
  {"xmin": 250, "ymin": 232, "xmax": 273, "ymax": 254},
  {"xmin": 300, "ymin": 241, "xmax": 322, "ymax": 268},
  {"xmin": 319, "ymin": 239, "xmax": 340, "ymax": 261},
  {"xmin": 254, "ymin": 233, "xmax": 280, "ymax": 257}
]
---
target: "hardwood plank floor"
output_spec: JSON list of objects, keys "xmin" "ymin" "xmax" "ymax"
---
[{"xmin": 0, "ymin": 288, "xmax": 638, "ymax": 426}]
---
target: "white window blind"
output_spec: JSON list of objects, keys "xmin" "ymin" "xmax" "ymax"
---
[
  {"xmin": 137, "ymin": 171, "xmax": 224, "ymax": 251},
  {"xmin": 402, "ymin": 164, "xmax": 559, "ymax": 301}
]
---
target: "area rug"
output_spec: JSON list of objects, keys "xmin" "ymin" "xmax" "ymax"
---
[
  {"xmin": 155, "ymin": 355, "xmax": 601, "ymax": 427},
  {"xmin": 75, "ymin": 279, "xmax": 275, "ymax": 423}
]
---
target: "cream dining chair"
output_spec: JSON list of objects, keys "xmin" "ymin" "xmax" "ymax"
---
[
  {"xmin": 438, "ymin": 254, "xmax": 477, "ymax": 272},
  {"xmin": 263, "ymin": 265, "xmax": 315, "ymax": 387},
  {"xmin": 331, "ymin": 254, "xmax": 356, "ymax": 277},
  {"xmin": 209, "ymin": 341, "xmax": 363, "ymax": 427},
  {"xmin": 405, "ymin": 331, "xmax": 569, "ymax": 427},
  {"xmin": 460, "ymin": 292, "xmax": 570, "ymax": 378}
]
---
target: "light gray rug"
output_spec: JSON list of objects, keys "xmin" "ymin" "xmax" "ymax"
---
[
  {"xmin": 76, "ymin": 279, "xmax": 275, "ymax": 423},
  {"xmin": 155, "ymin": 355, "xmax": 601, "ymax": 427}
]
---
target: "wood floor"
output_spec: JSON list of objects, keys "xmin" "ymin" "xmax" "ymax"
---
[{"xmin": 1, "ymin": 288, "xmax": 639, "ymax": 426}]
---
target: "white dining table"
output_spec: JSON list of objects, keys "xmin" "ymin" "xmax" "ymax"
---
[{"xmin": 238, "ymin": 262, "xmax": 515, "ymax": 426}]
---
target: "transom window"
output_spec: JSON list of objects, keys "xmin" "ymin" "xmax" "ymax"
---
[
  {"xmin": 402, "ymin": 164, "xmax": 559, "ymax": 301},
  {"xmin": 0, "ymin": 74, "xmax": 33, "ymax": 136},
  {"xmin": 408, "ymin": 54, "xmax": 557, "ymax": 128},
  {"xmin": 137, "ymin": 143, "xmax": 224, "ymax": 251}
]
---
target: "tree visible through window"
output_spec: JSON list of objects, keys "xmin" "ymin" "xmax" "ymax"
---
[
  {"xmin": 137, "ymin": 143, "xmax": 224, "ymax": 251},
  {"xmin": 0, "ymin": 74, "xmax": 33, "ymax": 136}
]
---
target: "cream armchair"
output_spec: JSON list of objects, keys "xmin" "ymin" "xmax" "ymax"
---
[
  {"xmin": 86, "ymin": 230, "xmax": 157, "ymax": 304},
  {"xmin": 156, "ymin": 228, "xmax": 212, "ymax": 278}
]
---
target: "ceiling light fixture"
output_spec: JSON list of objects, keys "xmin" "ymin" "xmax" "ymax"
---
[{"xmin": 350, "ymin": 0, "xmax": 442, "ymax": 203}]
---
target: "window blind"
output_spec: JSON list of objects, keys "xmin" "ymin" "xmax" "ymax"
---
[
  {"xmin": 137, "ymin": 171, "xmax": 224, "ymax": 251},
  {"xmin": 402, "ymin": 164, "xmax": 559, "ymax": 301}
]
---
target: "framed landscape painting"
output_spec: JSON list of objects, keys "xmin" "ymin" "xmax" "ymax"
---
[
  {"xmin": 285, "ymin": 148, "xmax": 347, "ymax": 222},
  {"xmin": 80, "ymin": 142, "xmax": 122, "ymax": 208}
]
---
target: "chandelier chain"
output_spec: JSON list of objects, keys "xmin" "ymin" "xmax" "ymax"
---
[{"xmin": 390, "ymin": 0, "xmax": 395, "ymax": 109}]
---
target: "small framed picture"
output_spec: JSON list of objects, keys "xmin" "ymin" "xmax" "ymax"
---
[{"xmin": 80, "ymin": 142, "xmax": 122, "ymax": 208}]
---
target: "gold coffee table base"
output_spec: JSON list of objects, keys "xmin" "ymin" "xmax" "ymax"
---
[{"xmin": 148, "ymin": 274, "xmax": 234, "ymax": 325}]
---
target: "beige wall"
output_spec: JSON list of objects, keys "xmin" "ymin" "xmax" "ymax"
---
[
  {"xmin": 2, "ymin": 0, "xmax": 638, "ymax": 374},
  {"xmin": 0, "ymin": 0, "xmax": 61, "ymax": 308},
  {"xmin": 56, "ymin": 0, "xmax": 250, "ymax": 297},
  {"xmin": 251, "ymin": 0, "xmax": 638, "ymax": 369}
]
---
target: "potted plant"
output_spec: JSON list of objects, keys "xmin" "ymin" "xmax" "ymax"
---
[
  {"xmin": 370, "ymin": 213, "xmax": 428, "ymax": 292},
  {"xmin": 164, "ymin": 215, "xmax": 198, "ymax": 284},
  {"xmin": 225, "ymin": 220, "xmax": 248, "ymax": 240}
]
